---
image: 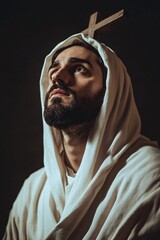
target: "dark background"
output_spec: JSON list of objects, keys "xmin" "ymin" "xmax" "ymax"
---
[{"xmin": 1, "ymin": 0, "xmax": 160, "ymax": 237}]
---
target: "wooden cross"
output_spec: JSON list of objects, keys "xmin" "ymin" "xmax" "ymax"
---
[{"xmin": 82, "ymin": 9, "xmax": 125, "ymax": 38}]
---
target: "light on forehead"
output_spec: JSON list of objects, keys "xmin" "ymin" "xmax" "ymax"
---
[{"xmin": 52, "ymin": 40, "xmax": 98, "ymax": 61}]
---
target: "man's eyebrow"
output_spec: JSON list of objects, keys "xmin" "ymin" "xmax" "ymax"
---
[
  {"xmin": 50, "ymin": 60, "xmax": 59, "ymax": 68},
  {"xmin": 48, "ymin": 60, "xmax": 59, "ymax": 71},
  {"xmin": 68, "ymin": 58, "xmax": 93, "ymax": 68},
  {"xmin": 49, "ymin": 57, "xmax": 93, "ymax": 70}
]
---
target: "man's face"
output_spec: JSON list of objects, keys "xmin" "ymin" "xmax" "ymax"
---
[{"xmin": 44, "ymin": 45, "xmax": 106, "ymax": 129}]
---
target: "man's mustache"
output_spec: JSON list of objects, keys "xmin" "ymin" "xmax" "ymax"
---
[{"xmin": 48, "ymin": 82, "xmax": 71, "ymax": 95}]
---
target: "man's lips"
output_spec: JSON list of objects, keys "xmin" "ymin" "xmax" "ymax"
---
[{"xmin": 49, "ymin": 88, "xmax": 69, "ymax": 99}]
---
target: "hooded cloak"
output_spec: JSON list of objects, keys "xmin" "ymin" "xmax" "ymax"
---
[{"xmin": 3, "ymin": 33, "xmax": 160, "ymax": 240}]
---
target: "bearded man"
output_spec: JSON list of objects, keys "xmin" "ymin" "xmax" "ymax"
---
[{"xmin": 3, "ymin": 33, "xmax": 160, "ymax": 240}]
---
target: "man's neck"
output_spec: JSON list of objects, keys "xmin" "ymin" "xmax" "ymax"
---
[{"xmin": 61, "ymin": 122, "xmax": 93, "ymax": 173}]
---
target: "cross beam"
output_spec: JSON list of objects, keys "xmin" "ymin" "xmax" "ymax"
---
[{"xmin": 82, "ymin": 9, "xmax": 125, "ymax": 38}]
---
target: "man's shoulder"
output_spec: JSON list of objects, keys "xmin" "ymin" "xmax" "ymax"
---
[
  {"xmin": 13, "ymin": 167, "xmax": 47, "ymax": 208},
  {"xmin": 128, "ymin": 145, "xmax": 160, "ymax": 166},
  {"xmin": 124, "ymin": 145, "xmax": 160, "ymax": 182},
  {"xmin": 116, "ymin": 145, "xmax": 160, "ymax": 185},
  {"xmin": 26, "ymin": 167, "xmax": 46, "ymax": 180},
  {"xmin": 114, "ymin": 145, "xmax": 160, "ymax": 201},
  {"xmin": 23, "ymin": 167, "xmax": 46, "ymax": 188},
  {"xmin": 15, "ymin": 167, "xmax": 46, "ymax": 198}
]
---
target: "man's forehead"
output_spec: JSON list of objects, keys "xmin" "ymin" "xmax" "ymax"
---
[{"xmin": 53, "ymin": 45, "xmax": 98, "ymax": 62}]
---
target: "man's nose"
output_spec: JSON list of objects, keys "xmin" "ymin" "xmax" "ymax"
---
[{"xmin": 50, "ymin": 68, "xmax": 70, "ymax": 85}]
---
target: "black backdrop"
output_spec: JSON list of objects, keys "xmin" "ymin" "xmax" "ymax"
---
[{"xmin": 1, "ymin": 0, "xmax": 160, "ymax": 237}]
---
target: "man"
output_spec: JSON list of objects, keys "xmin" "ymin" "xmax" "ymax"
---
[{"xmin": 3, "ymin": 33, "xmax": 160, "ymax": 239}]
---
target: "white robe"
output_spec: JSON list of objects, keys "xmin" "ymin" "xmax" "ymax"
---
[{"xmin": 3, "ymin": 33, "xmax": 160, "ymax": 240}]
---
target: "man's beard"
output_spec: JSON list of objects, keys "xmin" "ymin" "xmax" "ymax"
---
[{"xmin": 43, "ymin": 83, "xmax": 105, "ymax": 130}]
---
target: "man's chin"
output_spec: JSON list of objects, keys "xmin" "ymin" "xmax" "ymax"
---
[{"xmin": 48, "ymin": 96, "xmax": 73, "ymax": 108}]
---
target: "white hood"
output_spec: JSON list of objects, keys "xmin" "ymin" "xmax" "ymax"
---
[
  {"xmin": 4, "ymin": 33, "xmax": 160, "ymax": 240},
  {"xmin": 39, "ymin": 33, "xmax": 158, "ymax": 239}
]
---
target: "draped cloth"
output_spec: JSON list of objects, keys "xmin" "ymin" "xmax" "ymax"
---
[{"xmin": 3, "ymin": 33, "xmax": 160, "ymax": 239}]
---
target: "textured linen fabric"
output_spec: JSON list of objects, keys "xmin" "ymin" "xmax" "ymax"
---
[{"xmin": 3, "ymin": 33, "xmax": 160, "ymax": 240}]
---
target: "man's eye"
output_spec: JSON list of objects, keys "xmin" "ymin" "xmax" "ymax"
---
[{"xmin": 75, "ymin": 65, "xmax": 87, "ymax": 73}]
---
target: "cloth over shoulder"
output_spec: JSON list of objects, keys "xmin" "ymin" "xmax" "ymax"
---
[{"xmin": 3, "ymin": 33, "xmax": 160, "ymax": 240}]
